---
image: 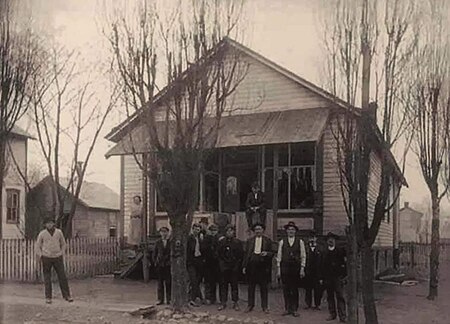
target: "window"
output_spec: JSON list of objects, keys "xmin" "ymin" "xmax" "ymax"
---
[
  {"xmin": 263, "ymin": 143, "xmax": 316, "ymax": 210},
  {"xmin": 109, "ymin": 226, "xmax": 117, "ymax": 238},
  {"xmin": 6, "ymin": 189, "xmax": 20, "ymax": 224}
]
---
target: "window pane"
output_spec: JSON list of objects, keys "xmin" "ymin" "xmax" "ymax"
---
[
  {"xmin": 264, "ymin": 145, "xmax": 273, "ymax": 167},
  {"xmin": 291, "ymin": 142, "xmax": 315, "ymax": 166},
  {"xmin": 205, "ymin": 172, "xmax": 219, "ymax": 212},
  {"xmin": 264, "ymin": 169, "xmax": 273, "ymax": 209},
  {"xmin": 290, "ymin": 167, "xmax": 314, "ymax": 208},
  {"xmin": 278, "ymin": 168, "xmax": 289, "ymax": 209},
  {"xmin": 279, "ymin": 144, "xmax": 289, "ymax": 167}
]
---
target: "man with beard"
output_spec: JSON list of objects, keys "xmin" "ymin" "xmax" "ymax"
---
[
  {"xmin": 304, "ymin": 231, "xmax": 323, "ymax": 310},
  {"xmin": 242, "ymin": 223, "xmax": 274, "ymax": 314},
  {"xmin": 276, "ymin": 221, "xmax": 306, "ymax": 317},
  {"xmin": 217, "ymin": 224, "xmax": 243, "ymax": 311},
  {"xmin": 320, "ymin": 232, "xmax": 347, "ymax": 323}
]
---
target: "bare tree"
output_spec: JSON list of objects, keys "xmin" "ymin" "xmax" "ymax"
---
[
  {"xmin": 406, "ymin": 0, "xmax": 450, "ymax": 300},
  {"xmin": 29, "ymin": 44, "xmax": 118, "ymax": 236},
  {"xmin": 0, "ymin": 0, "xmax": 39, "ymax": 238},
  {"xmin": 320, "ymin": 0, "xmax": 417, "ymax": 322},
  {"xmin": 104, "ymin": 0, "xmax": 248, "ymax": 311}
]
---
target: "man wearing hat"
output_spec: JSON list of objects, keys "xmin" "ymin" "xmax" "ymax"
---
[
  {"xmin": 242, "ymin": 223, "xmax": 274, "ymax": 313},
  {"xmin": 304, "ymin": 230, "xmax": 323, "ymax": 310},
  {"xmin": 204, "ymin": 224, "xmax": 220, "ymax": 305},
  {"xmin": 320, "ymin": 232, "xmax": 347, "ymax": 322},
  {"xmin": 217, "ymin": 224, "xmax": 244, "ymax": 311},
  {"xmin": 245, "ymin": 182, "xmax": 266, "ymax": 230},
  {"xmin": 187, "ymin": 223, "xmax": 207, "ymax": 306},
  {"xmin": 153, "ymin": 226, "xmax": 171, "ymax": 305},
  {"xmin": 36, "ymin": 217, "xmax": 73, "ymax": 304},
  {"xmin": 276, "ymin": 221, "xmax": 306, "ymax": 317}
]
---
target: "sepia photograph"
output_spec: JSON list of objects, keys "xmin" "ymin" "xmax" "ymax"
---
[{"xmin": 0, "ymin": 0, "xmax": 449, "ymax": 323}]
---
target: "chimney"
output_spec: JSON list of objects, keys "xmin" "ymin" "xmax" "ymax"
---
[
  {"xmin": 363, "ymin": 101, "xmax": 378, "ymax": 123},
  {"xmin": 404, "ymin": 202, "xmax": 409, "ymax": 209}
]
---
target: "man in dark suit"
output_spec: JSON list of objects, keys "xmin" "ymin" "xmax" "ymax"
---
[
  {"xmin": 187, "ymin": 223, "xmax": 206, "ymax": 307},
  {"xmin": 320, "ymin": 232, "xmax": 347, "ymax": 323},
  {"xmin": 304, "ymin": 231, "xmax": 323, "ymax": 310},
  {"xmin": 204, "ymin": 224, "xmax": 220, "ymax": 305},
  {"xmin": 245, "ymin": 182, "xmax": 266, "ymax": 229},
  {"xmin": 153, "ymin": 227, "xmax": 171, "ymax": 305},
  {"xmin": 217, "ymin": 224, "xmax": 244, "ymax": 311},
  {"xmin": 242, "ymin": 223, "xmax": 274, "ymax": 313},
  {"xmin": 276, "ymin": 221, "xmax": 306, "ymax": 317}
]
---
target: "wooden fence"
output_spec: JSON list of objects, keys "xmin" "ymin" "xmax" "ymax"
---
[
  {"xmin": 0, "ymin": 238, "xmax": 119, "ymax": 282},
  {"xmin": 399, "ymin": 242, "xmax": 450, "ymax": 272}
]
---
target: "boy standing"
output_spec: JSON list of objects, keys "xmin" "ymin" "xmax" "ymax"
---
[
  {"xmin": 36, "ymin": 217, "xmax": 73, "ymax": 304},
  {"xmin": 153, "ymin": 227, "xmax": 171, "ymax": 305},
  {"xmin": 187, "ymin": 223, "xmax": 206, "ymax": 306}
]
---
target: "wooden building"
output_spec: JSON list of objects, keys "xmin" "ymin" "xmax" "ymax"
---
[
  {"xmin": 105, "ymin": 38, "xmax": 405, "ymax": 250},
  {"xmin": 26, "ymin": 176, "xmax": 120, "ymax": 239}
]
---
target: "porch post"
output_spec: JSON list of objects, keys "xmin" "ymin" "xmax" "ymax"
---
[
  {"xmin": 272, "ymin": 146, "xmax": 279, "ymax": 240},
  {"xmin": 142, "ymin": 153, "xmax": 150, "ymax": 283},
  {"xmin": 218, "ymin": 150, "xmax": 223, "ymax": 213},
  {"xmin": 199, "ymin": 166, "xmax": 205, "ymax": 213}
]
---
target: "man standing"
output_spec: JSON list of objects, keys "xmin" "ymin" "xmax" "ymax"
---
[
  {"xmin": 204, "ymin": 224, "xmax": 220, "ymax": 305},
  {"xmin": 321, "ymin": 232, "xmax": 347, "ymax": 323},
  {"xmin": 187, "ymin": 223, "xmax": 206, "ymax": 307},
  {"xmin": 36, "ymin": 217, "xmax": 73, "ymax": 304},
  {"xmin": 153, "ymin": 227, "xmax": 171, "ymax": 305},
  {"xmin": 242, "ymin": 223, "xmax": 274, "ymax": 313},
  {"xmin": 245, "ymin": 182, "xmax": 266, "ymax": 229},
  {"xmin": 217, "ymin": 224, "xmax": 243, "ymax": 311},
  {"xmin": 304, "ymin": 231, "xmax": 323, "ymax": 310},
  {"xmin": 276, "ymin": 221, "xmax": 306, "ymax": 317}
]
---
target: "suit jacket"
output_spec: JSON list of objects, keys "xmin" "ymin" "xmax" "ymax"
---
[
  {"xmin": 217, "ymin": 236, "xmax": 244, "ymax": 272},
  {"xmin": 153, "ymin": 238, "xmax": 171, "ymax": 268},
  {"xmin": 320, "ymin": 247, "xmax": 347, "ymax": 281},
  {"xmin": 243, "ymin": 235, "xmax": 274, "ymax": 282},
  {"xmin": 305, "ymin": 245, "xmax": 322, "ymax": 280},
  {"xmin": 245, "ymin": 191, "xmax": 265, "ymax": 210},
  {"xmin": 186, "ymin": 234, "xmax": 207, "ymax": 266}
]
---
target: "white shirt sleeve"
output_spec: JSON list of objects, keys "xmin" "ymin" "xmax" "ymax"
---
[
  {"xmin": 300, "ymin": 239, "xmax": 306, "ymax": 269},
  {"xmin": 276, "ymin": 239, "xmax": 283, "ymax": 268}
]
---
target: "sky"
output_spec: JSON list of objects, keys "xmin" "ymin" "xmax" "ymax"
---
[{"xmin": 21, "ymin": 0, "xmax": 447, "ymax": 215}]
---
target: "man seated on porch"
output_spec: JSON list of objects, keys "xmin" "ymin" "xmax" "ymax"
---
[{"xmin": 245, "ymin": 182, "xmax": 266, "ymax": 230}]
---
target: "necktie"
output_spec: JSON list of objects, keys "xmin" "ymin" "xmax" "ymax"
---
[{"xmin": 194, "ymin": 237, "xmax": 201, "ymax": 257}]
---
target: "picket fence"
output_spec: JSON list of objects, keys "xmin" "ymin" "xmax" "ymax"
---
[
  {"xmin": 399, "ymin": 242, "xmax": 450, "ymax": 271},
  {"xmin": 0, "ymin": 237, "xmax": 119, "ymax": 282}
]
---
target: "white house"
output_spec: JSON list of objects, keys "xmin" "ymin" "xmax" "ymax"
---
[{"xmin": 1, "ymin": 125, "xmax": 32, "ymax": 239}]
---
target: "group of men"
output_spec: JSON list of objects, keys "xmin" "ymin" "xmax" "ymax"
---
[{"xmin": 153, "ymin": 220, "xmax": 348, "ymax": 323}]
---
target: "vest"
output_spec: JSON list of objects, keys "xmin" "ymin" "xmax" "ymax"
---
[{"xmin": 281, "ymin": 237, "xmax": 301, "ymax": 264}]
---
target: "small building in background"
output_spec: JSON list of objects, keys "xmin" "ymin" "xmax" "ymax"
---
[
  {"xmin": 399, "ymin": 202, "xmax": 424, "ymax": 243},
  {"xmin": 26, "ymin": 176, "xmax": 120, "ymax": 239}
]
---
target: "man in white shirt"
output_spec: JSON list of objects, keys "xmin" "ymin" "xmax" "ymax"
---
[
  {"xmin": 36, "ymin": 217, "xmax": 72, "ymax": 304},
  {"xmin": 242, "ymin": 223, "xmax": 274, "ymax": 313},
  {"xmin": 276, "ymin": 221, "xmax": 306, "ymax": 317}
]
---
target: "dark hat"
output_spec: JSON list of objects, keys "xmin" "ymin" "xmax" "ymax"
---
[
  {"xmin": 225, "ymin": 224, "xmax": 236, "ymax": 231},
  {"xmin": 158, "ymin": 226, "xmax": 169, "ymax": 232},
  {"xmin": 208, "ymin": 224, "xmax": 218, "ymax": 231},
  {"xmin": 43, "ymin": 217, "xmax": 55, "ymax": 224},
  {"xmin": 284, "ymin": 221, "xmax": 299, "ymax": 231},
  {"xmin": 326, "ymin": 232, "xmax": 339, "ymax": 240},
  {"xmin": 251, "ymin": 222, "xmax": 265, "ymax": 230},
  {"xmin": 192, "ymin": 223, "xmax": 202, "ymax": 229}
]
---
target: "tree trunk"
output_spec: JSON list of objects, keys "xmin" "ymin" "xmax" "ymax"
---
[
  {"xmin": 428, "ymin": 193, "xmax": 440, "ymax": 300},
  {"xmin": 170, "ymin": 218, "xmax": 189, "ymax": 312},
  {"xmin": 0, "ymin": 139, "xmax": 7, "ymax": 239},
  {"xmin": 361, "ymin": 245, "xmax": 378, "ymax": 324},
  {"xmin": 346, "ymin": 224, "xmax": 359, "ymax": 324}
]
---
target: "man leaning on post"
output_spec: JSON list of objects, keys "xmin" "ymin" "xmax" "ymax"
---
[{"xmin": 36, "ymin": 217, "xmax": 73, "ymax": 304}]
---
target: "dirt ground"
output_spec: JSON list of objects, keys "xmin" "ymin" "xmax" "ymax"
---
[{"xmin": 1, "ymin": 262, "xmax": 449, "ymax": 324}]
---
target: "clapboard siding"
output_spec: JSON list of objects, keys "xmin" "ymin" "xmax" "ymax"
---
[
  {"xmin": 2, "ymin": 138, "xmax": 27, "ymax": 239},
  {"xmin": 123, "ymin": 155, "xmax": 143, "ymax": 237},
  {"xmin": 322, "ymin": 118, "xmax": 395, "ymax": 246}
]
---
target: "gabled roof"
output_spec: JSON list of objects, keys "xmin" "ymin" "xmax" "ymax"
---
[
  {"xmin": 105, "ymin": 37, "xmax": 354, "ymax": 143},
  {"xmin": 33, "ymin": 176, "xmax": 120, "ymax": 211},
  {"xmin": 10, "ymin": 125, "xmax": 34, "ymax": 140}
]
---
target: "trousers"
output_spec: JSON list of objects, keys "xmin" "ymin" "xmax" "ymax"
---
[{"xmin": 41, "ymin": 256, "xmax": 71, "ymax": 299}]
